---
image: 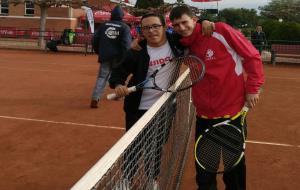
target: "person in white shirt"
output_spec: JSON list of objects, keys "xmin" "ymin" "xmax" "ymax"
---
[{"xmin": 109, "ymin": 13, "xmax": 213, "ymax": 189}]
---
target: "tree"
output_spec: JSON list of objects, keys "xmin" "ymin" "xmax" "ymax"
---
[
  {"xmin": 176, "ymin": 0, "xmax": 185, "ymax": 4},
  {"xmin": 126, "ymin": 0, "xmax": 199, "ymax": 17},
  {"xmin": 6, "ymin": 0, "xmax": 87, "ymax": 48},
  {"xmin": 262, "ymin": 20, "xmax": 300, "ymax": 41},
  {"xmin": 218, "ymin": 8, "xmax": 258, "ymax": 28},
  {"xmin": 259, "ymin": 0, "xmax": 300, "ymax": 23},
  {"xmin": 135, "ymin": 0, "xmax": 164, "ymax": 9}
]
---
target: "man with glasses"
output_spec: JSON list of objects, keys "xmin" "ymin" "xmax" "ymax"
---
[
  {"xmin": 109, "ymin": 13, "xmax": 184, "ymax": 189},
  {"xmin": 110, "ymin": 12, "xmax": 184, "ymax": 131},
  {"xmin": 109, "ymin": 12, "xmax": 213, "ymax": 190}
]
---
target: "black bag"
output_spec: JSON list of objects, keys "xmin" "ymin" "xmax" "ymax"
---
[
  {"xmin": 46, "ymin": 40, "xmax": 58, "ymax": 52},
  {"xmin": 61, "ymin": 29, "xmax": 72, "ymax": 45}
]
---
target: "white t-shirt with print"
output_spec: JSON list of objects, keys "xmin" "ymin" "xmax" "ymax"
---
[{"xmin": 139, "ymin": 41, "xmax": 176, "ymax": 110}]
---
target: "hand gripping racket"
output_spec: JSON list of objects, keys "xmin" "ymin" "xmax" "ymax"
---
[
  {"xmin": 195, "ymin": 106, "xmax": 249, "ymax": 174},
  {"xmin": 107, "ymin": 55, "xmax": 205, "ymax": 100}
]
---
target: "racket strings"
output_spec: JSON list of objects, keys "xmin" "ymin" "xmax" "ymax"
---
[
  {"xmin": 197, "ymin": 137, "xmax": 222, "ymax": 172},
  {"xmin": 196, "ymin": 126, "xmax": 244, "ymax": 173},
  {"xmin": 214, "ymin": 126, "xmax": 243, "ymax": 148},
  {"xmin": 211, "ymin": 127, "xmax": 244, "ymax": 155},
  {"xmin": 153, "ymin": 59, "xmax": 181, "ymax": 91},
  {"xmin": 151, "ymin": 55, "xmax": 206, "ymax": 92},
  {"xmin": 197, "ymin": 139, "xmax": 220, "ymax": 169},
  {"xmin": 182, "ymin": 57, "xmax": 204, "ymax": 82},
  {"xmin": 213, "ymin": 126, "xmax": 245, "ymax": 171},
  {"xmin": 222, "ymin": 145, "xmax": 243, "ymax": 170}
]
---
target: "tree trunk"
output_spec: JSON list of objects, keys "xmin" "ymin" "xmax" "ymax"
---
[{"xmin": 39, "ymin": 5, "xmax": 47, "ymax": 49}]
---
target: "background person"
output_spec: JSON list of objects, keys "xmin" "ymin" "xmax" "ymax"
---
[
  {"xmin": 90, "ymin": 5, "xmax": 132, "ymax": 108},
  {"xmin": 251, "ymin": 25, "xmax": 267, "ymax": 54}
]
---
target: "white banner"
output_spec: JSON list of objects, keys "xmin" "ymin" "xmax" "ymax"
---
[{"xmin": 82, "ymin": 6, "xmax": 94, "ymax": 34}]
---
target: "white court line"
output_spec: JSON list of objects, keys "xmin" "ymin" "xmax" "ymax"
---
[
  {"xmin": 0, "ymin": 115, "xmax": 124, "ymax": 130},
  {"xmin": 1, "ymin": 116, "xmax": 298, "ymax": 148},
  {"xmin": 246, "ymin": 140, "xmax": 300, "ymax": 148},
  {"xmin": 0, "ymin": 66, "xmax": 71, "ymax": 73},
  {"xmin": 266, "ymin": 76, "xmax": 300, "ymax": 80}
]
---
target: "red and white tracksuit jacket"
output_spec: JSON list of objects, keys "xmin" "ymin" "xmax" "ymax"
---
[{"xmin": 180, "ymin": 22, "xmax": 264, "ymax": 118}]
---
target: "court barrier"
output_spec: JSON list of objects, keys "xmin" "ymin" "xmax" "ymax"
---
[
  {"xmin": 0, "ymin": 27, "xmax": 93, "ymax": 54},
  {"xmin": 270, "ymin": 44, "xmax": 300, "ymax": 65},
  {"xmin": 44, "ymin": 30, "xmax": 93, "ymax": 55},
  {"xmin": 253, "ymin": 40, "xmax": 300, "ymax": 65}
]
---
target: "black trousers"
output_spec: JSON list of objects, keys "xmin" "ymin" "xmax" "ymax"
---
[
  {"xmin": 125, "ymin": 110, "xmax": 147, "ymax": 131},
  {"xmin": 195, "ymin": 116, "xmax": 247, "ymax": 190}
]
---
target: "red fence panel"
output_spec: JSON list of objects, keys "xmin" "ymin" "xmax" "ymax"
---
[{"xmin": 0, "ymin": 27, "xmax": 17, "ymax": 38}]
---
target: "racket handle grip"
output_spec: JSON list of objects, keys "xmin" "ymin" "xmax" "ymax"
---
[
  {"xmin": 242, "ymin": 102, "xmax": 249, "ymax": 112},
  {"xmin": 106, "ymin": 86, "xmax": 137, "ymax": 100},
  {"xmin": 242, "ymin": 106, "xmax": 249, "ymax": 112}
]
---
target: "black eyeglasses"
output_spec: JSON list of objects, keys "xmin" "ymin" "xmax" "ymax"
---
[{"xmin": 141, "ymin": 24, "xmax": 163, "ymax": 32}]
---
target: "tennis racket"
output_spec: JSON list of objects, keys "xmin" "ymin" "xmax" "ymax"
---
[
  {"xmin": 107, "ymin": 55, "xmax": 205, "ymax": 100},
  {"xmin": 195, "ymin": 106, "xmax": 249, "ymax": 174}
]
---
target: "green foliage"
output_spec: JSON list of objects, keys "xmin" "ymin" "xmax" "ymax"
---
[
  {"xmin": 262, "ymin": 20, "xmax": 300, "ymax": 41},
  {"xmin": 200, "ymin": 10, "xmax": 219, "ymax": 22},
  {"xmin": 241, "ymin": 28, "xmax": 252, "ymax": 38},
  {"xmin": 214, "ymin": 5, "xmax": 300, "ymax": 41},
  {"xmin": 176, "ymin": 0, "xmax": 185, "ymax": 4},
  {"xmin": 135, "ymin": 0, "xmax": 164, "ymax": 9},
  {"xmin": 218, "ymin": 8, "xmax": 258, "ymax": 28},
  {"xmin": 259, "ymin": 0, "xmax": 300, "ymax": 23}
]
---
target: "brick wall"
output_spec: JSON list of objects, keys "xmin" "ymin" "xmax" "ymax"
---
[
  {"xmin": 0, "ymin": 1, "xmax": 116, "ymax": 32},
  {"xmin": 0, "ymin": 17, "xmax": 78, "ymax": 31},
  {"xmin": 8, "ymin": 4, "xmax": 70, "ymax": 17}
]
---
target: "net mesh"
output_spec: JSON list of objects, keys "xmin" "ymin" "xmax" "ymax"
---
[{"xmin": 70, "ymin": 70, "xmax": 195, "ymax": 190}]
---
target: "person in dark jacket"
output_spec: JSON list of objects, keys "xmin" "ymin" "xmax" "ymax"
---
[
  {"xmin": 109, "ymin": 13, "xmax": 184, "ymax": 129},
  {"xmin": 109, "ymin": 13, "xmax": 184, "ymax": 189},
  {"xmin": 90, "ymin": 5, "xmax": 132, "ymax": 108},
  {"xmin": 251, "ymin": 25, "xmax": 267, "ymax": 54}
]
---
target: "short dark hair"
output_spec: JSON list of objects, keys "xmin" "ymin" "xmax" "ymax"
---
[
  {"xmin": 169, "ymin": 5, "xmax": 194, "ymax": 21},
  {"xmin": 141, "ymin": 13, "xmax": 166, "ymax": 27}
]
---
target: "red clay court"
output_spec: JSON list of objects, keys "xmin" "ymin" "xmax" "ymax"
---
[{"xmin": 0, "ymin": 49, "xmax": 299, "ymax": 190}]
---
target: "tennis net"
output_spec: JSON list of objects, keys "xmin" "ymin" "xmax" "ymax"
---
[{"xmin": 70, "ymin": 70, "xmax": 195, "ymax": 190}]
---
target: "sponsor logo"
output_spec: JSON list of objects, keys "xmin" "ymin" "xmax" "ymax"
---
[
  {"xmin": 149, "ymin": 56, "xmax": 171, "ymax": 66},
  {"xmin": 206, "ymin": 49, "xmax": 216, "ymax": 60},
  {"xmin": 105, "ymin": 27, "xmax": 119, "ymax": 39}
]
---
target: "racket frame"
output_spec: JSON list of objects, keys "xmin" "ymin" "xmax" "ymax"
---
[
  {"xmin": 194, "ymin": 106, "xmax": 248, "ymax": 174},
  {"xmin": 107, "ymin": 55, "xmax": 205, "ymax": 100}
]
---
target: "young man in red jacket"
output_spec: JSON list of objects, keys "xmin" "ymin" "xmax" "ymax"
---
[{"xmin": 170, "ymin": 6, "xmax": 264, "ymax": 190}]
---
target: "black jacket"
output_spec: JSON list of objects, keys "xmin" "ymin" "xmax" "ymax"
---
[
  {"xmin": 109, "ymin": 32, "xmax": 184, "ymax": 113},
  {"xmin": 251, "ymin": 31, "xmax": 267, "ymax": 45},
  {"xmin": 92, "ymin": 5, "xmax": 132, "ymax": 63}
]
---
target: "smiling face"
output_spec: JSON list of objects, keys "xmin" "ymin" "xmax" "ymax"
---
[
  {"xmin": 171, "ymin": 14, "xmax": 197, "ymax": 37},
  {"xmin": 141, "ymin": 16, "xmax": 167, "ymax": 47}
]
